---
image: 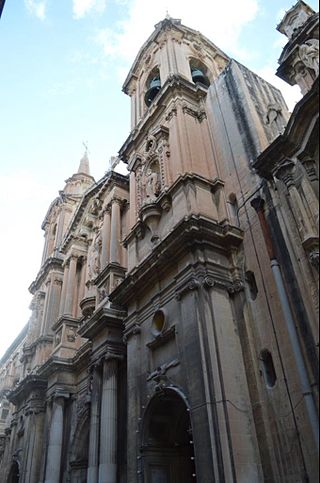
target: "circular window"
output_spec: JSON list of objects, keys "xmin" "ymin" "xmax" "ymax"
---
[{"xmin": 152, "ymin": 309, "xmax": 166, "ymax": 336}]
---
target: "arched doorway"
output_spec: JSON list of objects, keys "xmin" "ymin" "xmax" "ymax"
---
[
  {"xmin": 7, "ymin": 461, "xmax": 19, "ymax": 483},
  {"xmin": 69, "ymin": 415, "xmax": 89, "ymax": 483},
  {"xmin": 141, "ymin": 388, "xmax": 197, "ymax": 483}
]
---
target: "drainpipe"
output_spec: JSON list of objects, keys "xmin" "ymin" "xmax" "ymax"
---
[{"xmin": 251, "ymin": 196, "xmax": 319, "ymax": 452}]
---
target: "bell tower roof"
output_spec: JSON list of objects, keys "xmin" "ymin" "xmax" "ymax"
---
[
  {"xmin": 122, "ymin": 17, "xmax": 229, "ymax": 95},
  {"xmin": 277, "ymin": 0, "xmax": 315, "ymax": 39}
]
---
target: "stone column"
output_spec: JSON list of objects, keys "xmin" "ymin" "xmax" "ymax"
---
[
  {"xmin": 101, "ymin": 208, "xmax": 112, "ymax": 270},
  {"xmin": 301, "ymin": 158, "xmax": 319, "ymax": 200},
  {"xmin": 275, "ymin": 159, "xmax": 315, "ymax": 240},
  {"xmin": 41, "ymin": 278, "xmax": 52, "ymax": 335},
  {"xmin": 64, "ymin": 255, "xmax": 78, "ymax": 316},
  {"xmin": 88, "ymin": 364, "xmax": 102, "ymax": 483},
  {"xmin": 59, "ymin": 261, "xmax": 70, "ymax": 317},
  {"xmin": 129, "ymin": 172, "xmax": 137, "ymax": 230},
  {"xmin": 44, "ymin": 396, "xmax": 66, "ymax": 483},
  {"xmin": 43, "ymin": 277, "xmax": 63, "ymax": 333},
  {"xmin": 110, "ymin": 200, "xmax": 121, "ymax": 265},
  {"xmin": 41, "ymin": 227, "xmax": 49, "ymax": 265},
  {"xmin": 54, "ymin": 208, "xmax": 66, "ymax": 250},
  {"xmin": 78, "ymin": 258, "xmax": 87, "ymax": 315},
  {"xmin": 130, "ymin": 88, "xmax": 137, "ymax": 129},
  {"xmin": 98, "ymin": 357, "xmax": 118, "ymax": 483}
]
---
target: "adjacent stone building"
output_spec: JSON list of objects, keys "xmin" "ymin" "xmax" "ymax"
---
[{"xmin": 0, "ymin": 2, "xmax": 318, "ymax": 482}]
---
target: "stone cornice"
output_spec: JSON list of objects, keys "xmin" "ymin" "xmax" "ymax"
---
[
  {"xmin": 41, "ymin": 196, "xmax": 61, "ymax": 230},
  {"xmin": 52, "ymin": 315, "xmax": 80, "ymax": 333},
  {"xmin": 78, "ymin": 305, "xmax": 126, "ymax": 340},
  {"xmin": 123, "ymin": 173, "xmax": 226, "ymax": 247},
  {"xmin": 122, "ymin": 19, "xmax": 229, "ymax": 94},
  {"xmin": 29, "ymin": 256, "xmax": 64, "ymax": 294},
  {"xmin": 119, "ymin": 76, "xmax": 210, "ymax": 160},
  {"xmin": 8, "ymin": 375, "xmax": 47, "ymax": 406},
  {"xmin": 95, "ymin": 262, "xmax": 127, "ymax": 288},
  {"xmin": 60, "ymin": 171, "xmax": 129, "ymax": 254},
  {"xmin": 110, "ymin": 214, "xmax": 243, "ymax": 306},
  {"xmin": 37, "ymin": 355, "xmax": 77, "ymax": 379},
  {"xmin": 277, "ymin": 13, "xmax": 319, "ymax": 83}
]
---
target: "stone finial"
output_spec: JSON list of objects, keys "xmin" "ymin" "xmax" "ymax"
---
[
  {"xmin": 78, "ymin": 150, "xmax": 91, "ymax": 176},
  {"xmin": 277, "ymin": 1, "xmax": 315, "ymax": 39}
]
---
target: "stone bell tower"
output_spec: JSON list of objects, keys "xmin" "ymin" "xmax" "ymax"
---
[{"xmin": 111, "ymin": 17, "xmax": 262, "ymax": 483}]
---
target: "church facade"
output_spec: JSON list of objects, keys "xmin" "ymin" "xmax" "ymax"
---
[{"xmin": 0, "ymin": 2, "xmax": 318, "ymax": 482}]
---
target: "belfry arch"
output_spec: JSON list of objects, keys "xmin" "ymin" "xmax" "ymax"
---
[{"xmin": 141, "ymin": 388, "xmax": 197, "ymax": 483}]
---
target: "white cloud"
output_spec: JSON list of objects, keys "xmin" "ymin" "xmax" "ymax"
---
[
  {"xmin": 94, "ymin": 0, "xmax": 259, "ymax": 66},
  {"xmin": 73, "ymin": 0, "xmax": 108, "ymax": 19},
  {"xmin": 25, "ymin": 0, "xmax": 47, "ymax": 20}
]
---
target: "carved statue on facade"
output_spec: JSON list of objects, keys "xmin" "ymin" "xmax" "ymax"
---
[
  {"xmin": 299, "ymin": 39, "xmax": 319, "ymax": 78},
  {"xmin": 145, "ymin": 168, "xmax": 161, "ymax": 200},
  {"xmin": 87, "ymin": 221, "xmax": 102, "ymax": 280},
  {"xmin": 264, "ymin": 102, "xmax": 286, "ymax": 133}
]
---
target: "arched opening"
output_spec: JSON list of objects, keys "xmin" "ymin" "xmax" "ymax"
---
[
  {"xmin": 260, "ymin": 349, "xmax": 277, "ymax": 388},
  {"xmin": 245, "ymin": 270, "xmax": 258, "ymax": 301},
  {"xmin": 145, "ymin": 67, "xmax": 161, "ymax": 107},
  {"xmin": 142, "ymin": 389, "xmax": 197, "ymax": 483},
  {"xmin": 7, "ymin": 461, "xmax": 19, "ymax": 483},
  {"xmin": 189, "ymin": 58, "xmax": 210, "ymax": 87},
  {"xmin": 69, "ymin": 415, "xmax": 90, "ymax": 483}
]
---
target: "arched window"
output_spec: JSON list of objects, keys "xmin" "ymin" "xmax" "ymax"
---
[
  {"xmin": 190, "ymin": 58, "xmax": 210, "ymax": 87},
  {"xmin": 144, "ymin": 67, "xmax": 161, "ymax": 107},
  {"xmin": 245, "ymin": 270, "xmax": 258, "ymax": 300},
  {"xmin": 228, "ymin": 193, "xmax": 239, "ymax": 226},
  {"xmin": 260, "ymin": 349, "xmax": 277, "ymax": 388}
]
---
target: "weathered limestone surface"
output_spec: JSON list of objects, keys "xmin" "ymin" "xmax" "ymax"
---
[{"xmin": 0, "ymin": 3, "xmax": 318, "ymax": 483}]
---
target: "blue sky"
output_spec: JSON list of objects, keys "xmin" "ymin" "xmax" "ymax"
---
[{"xmin": 0, "ymin": 0, "xmax": 318, "ymax": 357}]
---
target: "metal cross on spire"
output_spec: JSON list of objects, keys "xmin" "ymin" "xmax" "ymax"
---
[{"xmin": 82, "ymin": 140, "xmax": 89, "ymax": 154}]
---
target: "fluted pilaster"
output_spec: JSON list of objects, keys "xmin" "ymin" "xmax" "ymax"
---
[
  {"xmin": 64, "ymin": 255, "xmax": 77, "ymax": 315},
  {"xmin": 42, "ymin": 277, "xmax": 62, "ymax": 334},
  {"xmin": 44, "ymin": 396, "xmax": 66, "ymax": 483},
  {"xmin": 88, "ymin": 364, "xmax": 102, "ymax": 483},
  {"xmin": 59, "ymin": 261, "xmax": 70, "ymax": 316},
  {"xmin": 110, "ymin": 200, "xmax": 121, "ymax": 265},
  {"xmin": 101, "ymin": 208, "xmax": 111, "ymax": 270},
  {"xmin": 275, "ymin": 159, "xmax": 315, "ymax": 240},
  {"xmin": 98, "ymin": 357, "xmax": 118, "ymax": 483}
]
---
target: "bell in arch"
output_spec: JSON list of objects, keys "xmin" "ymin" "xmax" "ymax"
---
[
  {"xmin": 145, "ymin": 75, "xmax": 161, "ymax": 106},
  {"xmin": 191, "ymin": 67, "xmax": 210, "ymax": 87}
]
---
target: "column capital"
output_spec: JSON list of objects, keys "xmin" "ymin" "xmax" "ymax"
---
[
  {"xmin": 273, "ymin": 158, "xmax": 296, "ymax": 188},
  {"xmin": 103, "ymin": 353, "xmax": 124, "ymax": 363},
  {"xmin": 53, "ymin": 278, "xmax": 63, "ymax": 287},
  {"xmin": 111, "ymin": 196, "xmax": 127, "ymax": 210},
  {"xmin": 50, "ymin": 389, "xmax": 70, "ymax": 403},
  {"xmin": 102, "ymin": 205, "xmax": 112, "ymax": 215},
  {"xmin": 250, "ymin": 196, "xmax": 265, "ymax": 213},
  {"xmin": 301, "ymin": 158, "xmax": 318, "ymax": 182}
]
